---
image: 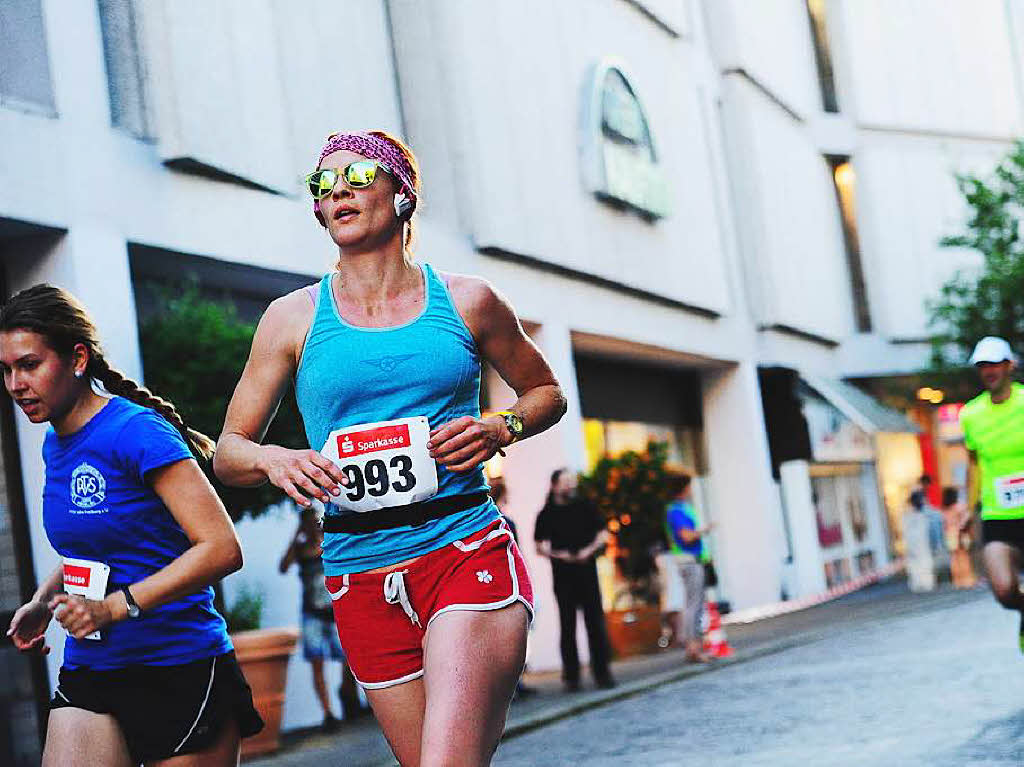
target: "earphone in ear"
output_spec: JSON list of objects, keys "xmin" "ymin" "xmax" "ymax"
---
[{"xmin": 393, "ymin": 192, "xmax": 414, "ymax": 218}]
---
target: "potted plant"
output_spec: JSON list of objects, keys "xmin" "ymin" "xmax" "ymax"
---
[
  {"xmin": 223, "ymin": 585, "xmax": 299, "ymax": 759},
  {"xmin": 580, "ymin": 442, "xmax": 674, "ymax": 657}
]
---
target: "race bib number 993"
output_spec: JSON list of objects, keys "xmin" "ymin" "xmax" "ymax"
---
[{"xmin": 320, "ymin": 417, "xmax": 439, "ymax": 513}]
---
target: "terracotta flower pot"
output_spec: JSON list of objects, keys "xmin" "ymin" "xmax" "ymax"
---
[
  {"xmin": 232, "ymin": 627, "xmax": 299, "ymax": 759},
  {"xmin": 605, "ymin": 605, "xmax": 662, "ymax": 658}
]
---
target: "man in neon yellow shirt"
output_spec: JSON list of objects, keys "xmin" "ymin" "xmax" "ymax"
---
[{"xmin": 959, "ymin": 336, "xmax": 1024, "ymax": 650}]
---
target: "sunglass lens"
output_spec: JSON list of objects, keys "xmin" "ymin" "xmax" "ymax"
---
[
  {"xmin": 308, "ymin": 170, "xmax": 337, "ymax": 199},
  {"xmin": 345, "ymin": 161, "xmax": 378, "ymax": 187}
]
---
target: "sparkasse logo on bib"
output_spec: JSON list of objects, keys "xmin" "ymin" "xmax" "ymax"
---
[
  {"xmin": 336, "ymin": 424, "xmax": 411, "ymax": 457},
  {"xmin": 63, "ymin": 563, "xmax": 91, "ymax": 588}
]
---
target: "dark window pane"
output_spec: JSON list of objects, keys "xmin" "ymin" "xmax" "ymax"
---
[
  {"xmin": 806, "ymin": 0, "xmax": 839, "ymax": 113},
  {"xmin": 98, "ymin": 0, "xmax": 150, "ymax": 137},
  {"xmin": 0, "ymin": 1, "xmax": 56, "ymax": 113}
]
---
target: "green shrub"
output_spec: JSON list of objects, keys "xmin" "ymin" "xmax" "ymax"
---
[{"xmin": 222, "ymin": 583, "xmax": 263, "ymax": 634}]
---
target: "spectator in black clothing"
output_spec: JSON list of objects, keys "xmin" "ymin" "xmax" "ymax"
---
[{"xmin": 534, "ymin": 468, "xmax": 615, "ymax": 691}]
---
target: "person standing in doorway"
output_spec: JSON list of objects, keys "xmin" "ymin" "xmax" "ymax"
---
[
  {"xmin": 959, "ymin": 336, "xmax": 1024, "ymax": 649},
  {"xmin": 663, "ymin": 473, "xmax": 712, "ymax": 662},
  {"xmin": 904, "ymin": 490, "xmax": 938, "ymax": 592},
  {"xmin": 279, "ymin": 506, "xmax": 367, "ymax": 731},
  {"xmin": 534, "ymin": 468, "xmax": 615, "ymax": 691},
  {"xmin": 941, "ymin": 486, "xmax": 977, "ymax": 588}
]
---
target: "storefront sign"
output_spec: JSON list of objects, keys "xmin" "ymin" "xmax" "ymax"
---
[
  {"xmin": 803, "ymin": 395, "xmax": 874, "ymax": 463},
  {"xmin": 580, "ymin": 58, "xmax": 670, "ymax": 219},
  {"xmin": 936, "ymin": 402, "xmax": 965, "ymax": 442}
]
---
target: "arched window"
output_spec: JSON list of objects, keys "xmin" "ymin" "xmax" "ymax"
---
[{"xmin": 581, "ymin": 58, "xmax": 669, "ymax": 220}]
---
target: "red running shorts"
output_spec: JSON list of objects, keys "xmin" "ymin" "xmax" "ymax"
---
[{"xmin": 324, "ymin": 518, "xmax": 534, "ymax": 688}]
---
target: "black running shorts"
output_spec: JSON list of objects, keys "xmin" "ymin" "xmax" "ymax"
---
[
  {"xmin": 51, "ymin": 650, "xmax": 263, "ymax": 763},
  {"xmin": 982, "ymin": 518, "xmax": 1024, "ymax": 552}
]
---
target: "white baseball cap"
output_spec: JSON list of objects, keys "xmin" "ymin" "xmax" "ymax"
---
[{"xmin": 969, "ymin": 336, "xmax": 1015, "ymax": 365}]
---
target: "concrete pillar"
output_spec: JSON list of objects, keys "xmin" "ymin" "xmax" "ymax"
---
[
  {"xmin": 860, "ymin": 463, "xmax": 891, "ymax": 569},
  {"xmin": 701, "ymin": 362, "xmax": 784, "ymax": 609},
  {"xmin": 779, "ymin": 460, "xmax": 828, "ymax": 597}
]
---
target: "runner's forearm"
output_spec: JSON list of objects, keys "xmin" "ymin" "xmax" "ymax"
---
[
  {"xmin": 966, "ymin": 455, "xmax": 980, "ymax": 513},
  {"xmin": 32, "ymin": 564, "xmax": 64, "ymax": 604},
  {"xmin": 213, "ymin": 432, "xmax": 274, "ymax": 487},
  {"xmin": 499, "ymin": 383, "xmax": 566, "ymax": 443},
  {"xmin": 105, "ymin": 538, "xmax": 241, "ymax": 621}
]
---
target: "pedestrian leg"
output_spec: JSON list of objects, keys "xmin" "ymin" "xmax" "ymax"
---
[
  {"xmin": 554, "ymin": 577, "xmax": 581, "ymax": 689},
  {"xmin": 579, "ymin": 564, "xmax": 614, "ymax": 687}
]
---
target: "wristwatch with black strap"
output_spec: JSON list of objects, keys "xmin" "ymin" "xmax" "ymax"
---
[{"xmin": 121, "ymin": 586, "xmax": 142, "ymax": 619}]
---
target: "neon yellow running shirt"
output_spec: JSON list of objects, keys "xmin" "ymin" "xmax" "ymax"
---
[{"xmin": 960, "ymin": 382, "xmax": 1024, "ymax": 520}]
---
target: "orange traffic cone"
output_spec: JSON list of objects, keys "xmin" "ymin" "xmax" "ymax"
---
[{"xmin": 702, "ymin": 601, "xmax": 734, "ymax": 658}]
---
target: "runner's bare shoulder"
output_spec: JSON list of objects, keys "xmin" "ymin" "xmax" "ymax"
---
[
  {"xmin": 436, "ymin": 271, "xmax": 511, "ymax": 340},
  {"xmin": 258, "ymin": 285, "xmax": 319, "ymax": 365}
]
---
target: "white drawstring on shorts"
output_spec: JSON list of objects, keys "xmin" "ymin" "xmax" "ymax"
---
[{"xmin": 383, "ymin": 570, "xmax": 421, "ymax": 628}]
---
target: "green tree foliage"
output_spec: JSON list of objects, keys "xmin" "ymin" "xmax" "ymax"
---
[
  {"xmin": 138, "ymin": 284, "xmax": 307, "ymax": 519},
  {"xmin": 929, "ymin": 140, "xmax": 1024, "ymax": 395},
  {"xmin": 579, "ymin": 441, "xmax": 673, "ymax": 587}
]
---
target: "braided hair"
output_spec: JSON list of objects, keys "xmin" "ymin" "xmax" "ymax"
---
[{"xmin": 0, "ymin": 284, "xmax": 216, "ymax": 460}]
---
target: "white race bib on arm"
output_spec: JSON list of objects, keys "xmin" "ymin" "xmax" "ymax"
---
[
  {"xmin": 320, "ymin": 417, "xmax": 439, "ymax": 514},
  {"xmin": 62, "ymin": 557, "xmax": 110, "ymax": 640}
]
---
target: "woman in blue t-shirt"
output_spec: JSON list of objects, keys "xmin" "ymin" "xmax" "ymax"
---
[{"xmin": 1, "ymin": 284, "xmax": 262, "ymax": 766}]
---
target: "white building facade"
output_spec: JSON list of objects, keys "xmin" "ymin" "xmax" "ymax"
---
[{"xmin": 0, "ymin": 0, "xmax": 1020, "ymax": 753}]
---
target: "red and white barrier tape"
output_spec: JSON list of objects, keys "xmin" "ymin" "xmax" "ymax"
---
[{"xmin": 721, "ymin": 560, "xmax": 906, "ymax": 626}]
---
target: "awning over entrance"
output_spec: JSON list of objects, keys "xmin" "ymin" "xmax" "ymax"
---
[{"xmin": 801, "ymin": 374, "xmax": 921, "ymax": 435}]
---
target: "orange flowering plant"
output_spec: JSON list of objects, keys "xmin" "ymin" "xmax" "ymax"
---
[{"xmin": 579, "ymin": 441, "xmax": 674, "ymax": 584}]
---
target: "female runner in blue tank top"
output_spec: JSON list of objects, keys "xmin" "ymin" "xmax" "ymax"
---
[
  {"xmin": 2, "ymin": 285, "xmax": 262, "ymax": 766},
  {"xmin": 215, "ymin": 131, "xmax": 566, "ymax": 766}
]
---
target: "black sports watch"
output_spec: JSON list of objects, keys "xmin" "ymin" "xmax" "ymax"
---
[
  {"xmin": 496, "ymin": 410, "xmax": 524, "ymax": 443},
  {"xmin": 121, "ymin": 586, "xmax": 142, "ymax": 619}
]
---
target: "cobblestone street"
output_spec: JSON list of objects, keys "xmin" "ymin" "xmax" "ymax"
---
[{"xmin": 494, "ymin": 588, "xmax": 1021, "ymax": 766}]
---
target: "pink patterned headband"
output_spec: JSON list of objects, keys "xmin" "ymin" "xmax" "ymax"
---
[
  {"xmin": 313, "ymin": 132, "xmax": 417, "ymax": 226},
  {"xmin": 317, "ymin": 132, "xmax": 417, "ymax": 199}
]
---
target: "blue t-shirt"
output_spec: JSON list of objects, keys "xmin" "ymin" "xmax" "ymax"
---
[
  {"xmin": 666, "ymin": 500, "xmax": 703, "ymax": 558},
  {"xmin": 42, "ymin": 397, "xmax": 231, "ymax": 669}
]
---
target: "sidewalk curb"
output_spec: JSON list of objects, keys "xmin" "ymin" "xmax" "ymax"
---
[{"xmin": 501, "ymin": 635, "xmax": 810, "ymax": 741}]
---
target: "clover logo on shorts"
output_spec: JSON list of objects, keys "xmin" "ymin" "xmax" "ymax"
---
[{"xmin": 70, "ymin": 462, "xmax": 106, "ymax": 509}]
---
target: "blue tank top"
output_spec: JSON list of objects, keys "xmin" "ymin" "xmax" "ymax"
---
[{"xmin": 295, "ymin": 263, "xmax": 498, "ymax": 574}]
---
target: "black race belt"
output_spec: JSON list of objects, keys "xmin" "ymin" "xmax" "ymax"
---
[{"xmin": 321, "ymin": 492, "xmax": 489, "ymax": 535}]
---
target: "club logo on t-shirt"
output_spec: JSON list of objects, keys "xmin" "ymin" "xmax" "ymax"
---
[{"xmin": 70, "ymin": 462, "xmax": 106, "ymax": 509}]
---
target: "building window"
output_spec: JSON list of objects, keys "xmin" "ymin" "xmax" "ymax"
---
[
  {"xmin": 0, "ymin": 1, "xmax": 56, "ymax": 114},
  {"xmin": 805, "ymin": 0, "xmax": 839, "ymax": 113},
  {"xmin": 97, "ymin": 0, "xmax": 150, "ymax": 138},
  {"xmin": 829, "ymin": 157, "xmax": 871, "ymax": 332}
]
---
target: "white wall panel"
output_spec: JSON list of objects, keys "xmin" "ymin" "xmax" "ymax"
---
[
  {"xmin": 840, "ymin": 0, "xmax": 1021, "ymax": 137},
  {"xmin": 704, "ymin": 0, "xmax": 820, "ymax": 118},
  {"xmin": 143, "ymin": 0, "xmax": 295, "ymax": 192},
  {"xmin": 855, "ymin": 138, "xmax": 1007, "ymax": 339},
  {"xmin": 412, "ymin": 0, "xmax": 732, "ymax": 314},
  {"xmin": 724, "ymin": 77, "xmax": 853, "ymax": 341},
  {"xmin": 270, "ymin": 0, "xmax": 404, "ymax": 180}
]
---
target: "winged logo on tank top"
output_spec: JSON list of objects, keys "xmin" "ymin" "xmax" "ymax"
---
[{"xmin": 361, "ymin": 354, "xmax": 421, "ymax": 382}]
